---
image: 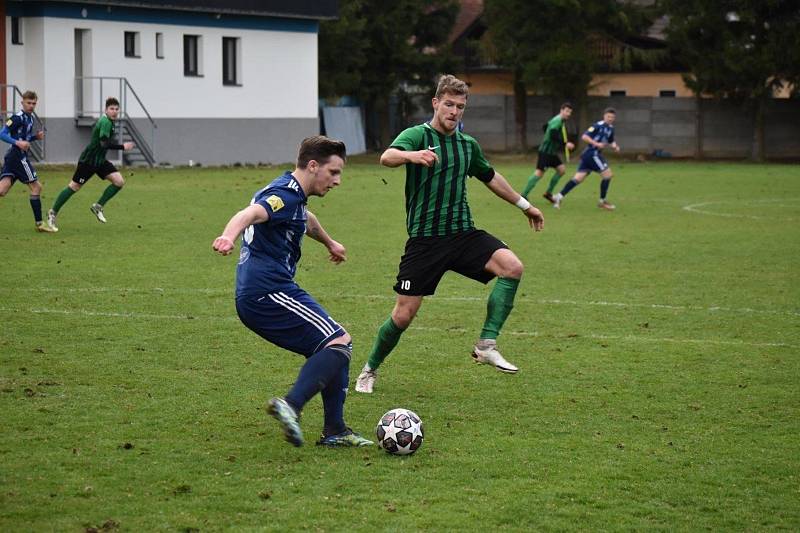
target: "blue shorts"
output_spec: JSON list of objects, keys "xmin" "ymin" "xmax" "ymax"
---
[
  {"xmin": 1, "ymin": 154, "xmax": 37, "ymax": 184},
  {"xmin": 578, "ymin": 152, "xmax": 609, "ymax": 174},
  {"xmin": 235, "ymin": 285, "xmax": 345, "ymax": 358}
]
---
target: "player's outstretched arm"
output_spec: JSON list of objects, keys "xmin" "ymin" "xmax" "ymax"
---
[
  {"xmin": 306, "ymin": 211, "xmax": 346, "ymax": 264},
  {"xmin": 380, "ymin": 147, "xmax": 438, "ymax": 168},
  {"xmin": 483, "ymin": 171, "xmax": 545, "ymax": 231},
  {"xmin": 212, "ymin": 204, "xmax": 269, "ymax": 255}
]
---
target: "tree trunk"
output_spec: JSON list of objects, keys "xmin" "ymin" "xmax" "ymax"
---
[
  {"xmin": 512, "ymin": 74, "xmax": 527, "ymax": 152},
  {"xmin": 695, "ymin": 94, "xmax": 704, "ymax": 159},
  {"xmin": 751, "ymin": 97, "xmax": 766, "ymax": 162}
]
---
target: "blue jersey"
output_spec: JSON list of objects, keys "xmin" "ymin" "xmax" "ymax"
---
[
  {"xmin": 236, "ymin": 171, "xmax": 308, "ymax": 298},
  {"xmin": 1, "ymin": 111, "xmax": 36, "ymax": 159},
  {"xmin": 581, "ymin": 120, "xmax": 615, "ymax": 157}
]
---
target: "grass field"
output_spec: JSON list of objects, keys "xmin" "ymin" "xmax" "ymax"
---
[{"xmin": 1, "ymin": 157, "xmax": 799, "ymax": 531}]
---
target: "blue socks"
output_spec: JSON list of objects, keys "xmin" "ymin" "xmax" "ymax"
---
[
  {"xmin": 560, "ymin": 179, "xmax": 579, "ymax": 197},
  {"xmin": 321, "ymin": 363, "xmax": 349, "ymax": 436},
  {"xmin": 285, "ymin": 343, "xmax": 351, "ymax": 432},
  {"xmin": 30, "ymin": 194, "xmax": 42, "ymax": 223},
  {"xmin": 600, "ymin": 178, "xmax": 611, "ymax": 200}
]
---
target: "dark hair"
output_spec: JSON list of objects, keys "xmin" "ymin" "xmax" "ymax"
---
[
  {"xmin": 561, "ymin": 102, "xmax": 573, "ymax": 110},
  {"xmin": 604, "ymin": 107, "xmax": 616, "ymax": 115},
  {"xmin": 21, "ymin": 90, "xmax": 38, "ymax": 101},
  {"xmin": 297, "ymin": 135, "xmax": 347, "ymax": 169},
  {"xmin": 105, "ymin": 97, "xmax": 120, "ymax": 108}
]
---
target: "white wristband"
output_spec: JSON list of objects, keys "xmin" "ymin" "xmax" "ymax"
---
[{"xmin": 515, "ymin": 197, "xmax": 531, "ymax": 210}]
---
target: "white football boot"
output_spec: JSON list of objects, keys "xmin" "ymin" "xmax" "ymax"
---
[
  {"xmin": 355, "ymin": 366, "xmax": 378, "ymax": 393},
  {"xmin": 47, "ymin": 209, "xmax": 59, "ymax": 232},
  {"xmin": 90, "ymin": 203, "xmax": 107, "ymax": 223},
  {"xmin": 472, "ymin": 339, "xmax": 519, "ymax": 373}
]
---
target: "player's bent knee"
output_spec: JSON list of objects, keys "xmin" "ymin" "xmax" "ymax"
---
[{"xmin": 327, "ymin": 332, "xmax": 352, "ymax": 347}]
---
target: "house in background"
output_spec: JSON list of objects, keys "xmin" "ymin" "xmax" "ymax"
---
[
  {"xmin": 2, "ymin": 0, "xmax": 337, "ymax": 165},
  {"xmin": 449, "ymin": 0, "xmax": 690, "ymax": 98}
]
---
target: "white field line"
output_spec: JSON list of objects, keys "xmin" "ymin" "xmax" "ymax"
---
[
  {"xmin": 3, "ymin": 287, "xmax": 798, "ymax": 317},
  {"xmin": 1, "ymin": 306, "xmax": 796, "ymax": 350},
  {"xmin": 682, "ymin": 198, "xmax": 800, "ymax": 221},
  {"xmin": 410, "ymin": 325, "xmax": 798, "ymax": 350}
]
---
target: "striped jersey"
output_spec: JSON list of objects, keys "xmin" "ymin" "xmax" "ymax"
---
[
  {"xmin": 390, "ymin": 123, "xmax": 495, "ymax": 237},
  {"xmin": 539, "ymin": 114, "xmax": 566, "ymax": 155},
  {"xmin": 235, "ymin": 171, "xmax": 308, "ymax": 297},
  {"xmin": 79, "ymin": 114, "xmax": 116, "ymax": 166}
]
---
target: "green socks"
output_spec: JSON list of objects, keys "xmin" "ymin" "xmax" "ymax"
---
[
  {"xmin": 480, "ymin": 277, "xmax": 520, "ymax": 340},
  {"xmin": 366, "ymin": 317, "xmax": 406, "ymax": 370},
  {"xmin": 546, "ymin": 171, "xmax": 563, "ymax": 194},
  {"xmin": 522, "ymin": 172, "xmax": 541, "ymax": 199},
  {"xmin": 52, "ymin": 187, "xmax": 76, "ymax": 213},
  {"xmin": 97, "ymin": 184, "xmax": 122, "ymax": 206}
]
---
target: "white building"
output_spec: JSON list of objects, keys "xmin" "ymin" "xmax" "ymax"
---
[{"xmin": 2, "ymin": 0, "xmax": 337, "ymax": 165}]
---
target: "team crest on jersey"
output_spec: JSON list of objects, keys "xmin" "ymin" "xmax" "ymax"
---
[{"xmin": 266, "ymin": 195, "xmax": 284, "ymax": 212}]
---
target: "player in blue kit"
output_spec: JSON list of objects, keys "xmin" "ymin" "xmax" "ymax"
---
[
  {"xmin": 212, "ymin": 135, "xmax": 372, "ymax": 448},
  {"xmin": 553, "ymin": 107, "xmax": 620, "ymax": 211},
  {"xmin": 0, "ymin": 90, "xmax": 56, "ymax": 232}
]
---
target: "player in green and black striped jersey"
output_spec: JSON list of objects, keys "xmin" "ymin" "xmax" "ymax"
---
[
  {"xmin": 47, "ymin": 97, "xmax": 135, "ymax": 230},
  {"xmin": 355, "ymin": 75, "xmax": 545, "ymax": 393},
  {"xmin": 522, "ymin": 102, "xmax": 575, "ymax": 203}
]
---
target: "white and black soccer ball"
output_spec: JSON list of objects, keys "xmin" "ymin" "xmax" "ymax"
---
[{"xmin": 376, "ymin": 408, "xmax": 424, "ymax": 455}]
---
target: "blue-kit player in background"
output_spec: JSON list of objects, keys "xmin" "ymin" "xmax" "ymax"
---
[
  {"xmin": 212, "ymin": 135, "xmax": 373, "ymax": 448},
  {"xmin": 553, "ymin": 107, "xmax": 621, "ymax": 211},
  {"xmin": 0, "ymin": 90, "xmax": 56, "ymax": 232}
]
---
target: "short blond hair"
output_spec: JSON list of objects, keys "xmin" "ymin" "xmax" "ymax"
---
[
  {"xmin": 21, "ymin": 90, "xmax": 38, "ymax": 101},
  {"xmin": 435, "ymin": 75, "xmax": 469, "ymax": 99}
]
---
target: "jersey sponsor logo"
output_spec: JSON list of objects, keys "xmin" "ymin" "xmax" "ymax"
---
[{"xmin": 266, "ymin": 195, "xmax": 285, "ymax": 212}]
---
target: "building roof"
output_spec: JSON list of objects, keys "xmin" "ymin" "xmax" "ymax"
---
[
  {"xmin": 448, "ymin": 0, "xmax": 483, "ymax": 44},
  {"xmin": 13, "ymin": 0, "xmax": 338, "ymax": 20}
]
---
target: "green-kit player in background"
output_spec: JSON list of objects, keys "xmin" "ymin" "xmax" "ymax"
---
[
  {"xmin": 47, "ymin": 97, "xmax": 134, "ymax": 230},
  {"xmin": 355, "ymin": 75, "xmax": 545, "ymax": 394},
  {"xmin": 522, "ymin": 102, "xmax": 575, "ymax": 203}
]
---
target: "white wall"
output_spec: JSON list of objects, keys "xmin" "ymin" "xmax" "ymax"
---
[{"xmin": 7, "ymin": 16, "xmax": 318, "ymax": 119}]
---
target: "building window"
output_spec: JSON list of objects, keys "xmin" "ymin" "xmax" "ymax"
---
[
  {"xmin": 222, "ymin": 37, "xmax": 241, "ymax": 86},
  {"xmin": 11, "ymin": 17, "xmax": 23, "ymax": 45},
  {"xmin": 659, "ymin": 90, "xmax": 677, "ymax": 97},
  {"xmin": 609, "ymin": 90, "xmax": 627, "ymax": 97},
  {"xmin": 124, "ymin": 31, "xmax": 140, "ymax": 58},
  {"xmin": 183, "ymin": 35, "xmax": 202, "ymax": 76},
  {"xmin": 155, "ymin": 33, "xmax": 164, "ymax": 59}
]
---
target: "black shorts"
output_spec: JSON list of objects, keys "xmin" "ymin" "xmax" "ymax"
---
[
  {"xmin": 536, "ymin": 152, "xmax": 563, "ymax": 171},
  {"xmin": 72, "ymin": 160, "xmax": 118, "ymax": 184},
  {"xmin": 394, "ymin": 229, "xmax": 508, "ymax": 296}
]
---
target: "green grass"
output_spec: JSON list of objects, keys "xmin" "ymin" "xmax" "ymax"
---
[{"xmin": 1, "ymin": 158, "xmax": 798, "ymax": 531}]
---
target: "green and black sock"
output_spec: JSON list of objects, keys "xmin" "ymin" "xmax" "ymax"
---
[
  {"xmin": 97, "ymin": 184, "xmax": 122, "ymax": 206},
  {"xmin": 52, "ymin": 187, "xmax": 76, "ymax": 213},
  {"xmin": 480, "ymin": 277, "xmax": 520, "ymax": 340},
  {"xmin": 366, "ymin": 317, "xmax": 406, "ymax": 370}
]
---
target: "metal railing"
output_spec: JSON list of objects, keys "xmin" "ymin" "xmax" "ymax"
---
[
  {"xmin": 75, "ymin": 76, "xmax": 157, "ymax": 166},
  {"xmin": 0, "ymin": 84, "xmax": 46, "ymax": 161}
]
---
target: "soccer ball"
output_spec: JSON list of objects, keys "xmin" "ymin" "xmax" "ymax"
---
[{"xmin": 376, "ymin": 408, "xmax": 424, "ymax": 455}]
